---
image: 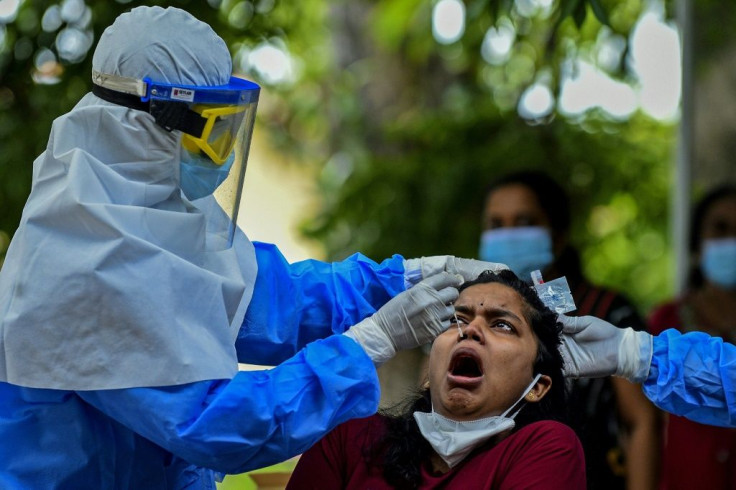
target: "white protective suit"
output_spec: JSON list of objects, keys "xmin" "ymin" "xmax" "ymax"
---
[{"xmin": 0, "ymin": 6, "xmax": 256, "ymax": 389}]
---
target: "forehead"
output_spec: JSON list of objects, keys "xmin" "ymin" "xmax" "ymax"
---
[
  {"xmin": 457, "ymin": 283, "xmax": 531, "ymax": 324},
  {"xmin": 484, "ymin": 184, "xmax": 546, "ymax": 217}
]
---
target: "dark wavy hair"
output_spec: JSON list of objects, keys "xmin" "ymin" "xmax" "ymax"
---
[
  {"xmin": 366, "ymin": 269, "xmax": 567, "ymax": 488},
  {"xmin": 484, "ymin": 171, "xmax": 571, "ymax": 234}
]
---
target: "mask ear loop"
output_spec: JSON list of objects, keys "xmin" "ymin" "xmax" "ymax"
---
[{"xmin": 502, "ymin": 373, "xmax": 543, "ymax": 419}]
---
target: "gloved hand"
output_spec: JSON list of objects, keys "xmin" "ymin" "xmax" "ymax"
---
[
  {"xmin": 559, "ymin": 314, "xmax": 653, "ymax": 383},
  {"xmin": 344, "ymin": 272, "xmax": 461, "ymax": 366},
  {"xmin": 403, "ymin": 255, "xmax": 508, "ymax": 288}
]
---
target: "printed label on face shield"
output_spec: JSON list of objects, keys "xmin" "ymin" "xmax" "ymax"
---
[{"xmin": 171, "ymin": 88, "xmax": 195, "ymax": 102}]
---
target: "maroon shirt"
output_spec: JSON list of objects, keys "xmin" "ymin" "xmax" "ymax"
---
[{"xmin": 286, "ymin": 415, "xmax": 585, "ymax": 489}]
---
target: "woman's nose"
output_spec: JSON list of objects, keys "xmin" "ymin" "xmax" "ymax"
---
[{"xmin": 461, "ymin": 319, "xmax": 485, "ymax": 343}]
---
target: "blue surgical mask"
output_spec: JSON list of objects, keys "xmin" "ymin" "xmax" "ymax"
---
[
  {"xmin": 479, "ymin": 226, "xmax": 554, "ymax": 282},
  {"xmin": 701, "ymin": 238, "xmax": 736, "ymax": 290},
  {"xmin": 180, "ymin": 151, "xmax": 235, "ymax": 201}
]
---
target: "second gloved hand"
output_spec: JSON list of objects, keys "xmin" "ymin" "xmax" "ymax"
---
[
  {"xmin": 344, "ymin": 272, "xmax": 461, "ymax": 366},
  {"xmin": 403, "ymin": 255, "xmax": 508, "ymax": 288},
  {"xmin": 559, "ymin": 314, "xmax": 653, "ymax": 383}
]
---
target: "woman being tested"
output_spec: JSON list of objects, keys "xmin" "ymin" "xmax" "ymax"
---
[{"xmin": 287, "ymin": 270, "xmax": 586, "ymax": 489}]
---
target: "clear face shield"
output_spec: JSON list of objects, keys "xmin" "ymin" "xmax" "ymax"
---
[{"xmin": 91, "ymin": 71, "xmax": 260, "ymax": 249}]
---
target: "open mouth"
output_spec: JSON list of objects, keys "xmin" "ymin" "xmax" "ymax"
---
[{"xmin": 449, "ymin": 349, "xmax": 484, "ymax": 379}]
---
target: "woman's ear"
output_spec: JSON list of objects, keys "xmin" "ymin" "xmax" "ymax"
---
[{"xmin": 525, "ymin": 374, "xmax": 552, "ymax": 403}]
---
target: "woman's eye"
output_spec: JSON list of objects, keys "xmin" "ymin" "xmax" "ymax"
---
[{"xmin": 491, "ymin": 321, "xmax": 514, "ymax": 332}]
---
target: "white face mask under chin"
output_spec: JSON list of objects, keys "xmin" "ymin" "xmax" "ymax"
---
[{"xmin": 413, "ymin": 373, "xmax": 542, "ymax": 468}]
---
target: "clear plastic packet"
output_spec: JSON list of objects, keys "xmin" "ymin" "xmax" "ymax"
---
[{"xmin": 530, "ymin": 270, "xmax": 576, "ymax": 314}]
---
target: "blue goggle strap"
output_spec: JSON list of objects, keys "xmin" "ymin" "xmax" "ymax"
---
[
  {"xmin": 92, "ymin": 70, "xmax": 260, "ymax": 105},
  {"xmin": 91, "ymin": 71, "xmax": 259, "ymax": 135}
]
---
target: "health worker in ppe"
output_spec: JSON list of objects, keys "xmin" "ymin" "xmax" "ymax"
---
[
  {"xmin": 560, "ymin": 315, "xmax": 736, "ymax": 429},
  {"xmin": 0, "ymin": 7, "xmax": 506, "ymax": 489}
]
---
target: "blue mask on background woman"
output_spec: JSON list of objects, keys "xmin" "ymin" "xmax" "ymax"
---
[
  {"xmin": 701, "ymin": 238, "xmax": 736, "ymax": 289},
  {"xmin": 180, "ymin": 151, "xmax": 235, "ymax": 201},
  {"xmin": 479, "ymin": 226, "xmax": 554, "ymax": 281}
]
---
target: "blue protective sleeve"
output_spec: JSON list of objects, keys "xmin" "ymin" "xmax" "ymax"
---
[
  {"xmin": 237, "ymin": 242, "xmax": 406, "ymax": 366},
  {"xmin": 643, "ymin": 329, "xmax": 736, "ymax": 428},
  {"xmin": 78, "ymin": 335, "xmax": 379, "ymax": 475}
]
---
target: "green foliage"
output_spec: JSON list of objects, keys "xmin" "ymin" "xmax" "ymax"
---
[
  {"xmin": 257, "ymin": 0, "xmax": 678, "ymax": 312},
  {"xmin": 301, "ymin": 108, "xmax": 675, "ymax": 311},
  {"xmin": 0, "ymin": 0, "xmax": 678, "ymax": 312}
]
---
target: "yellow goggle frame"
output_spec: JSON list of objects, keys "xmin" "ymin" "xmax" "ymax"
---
[{"xmin": 181, "ymin": 104, "xmax": 249, "ymax": 165}]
